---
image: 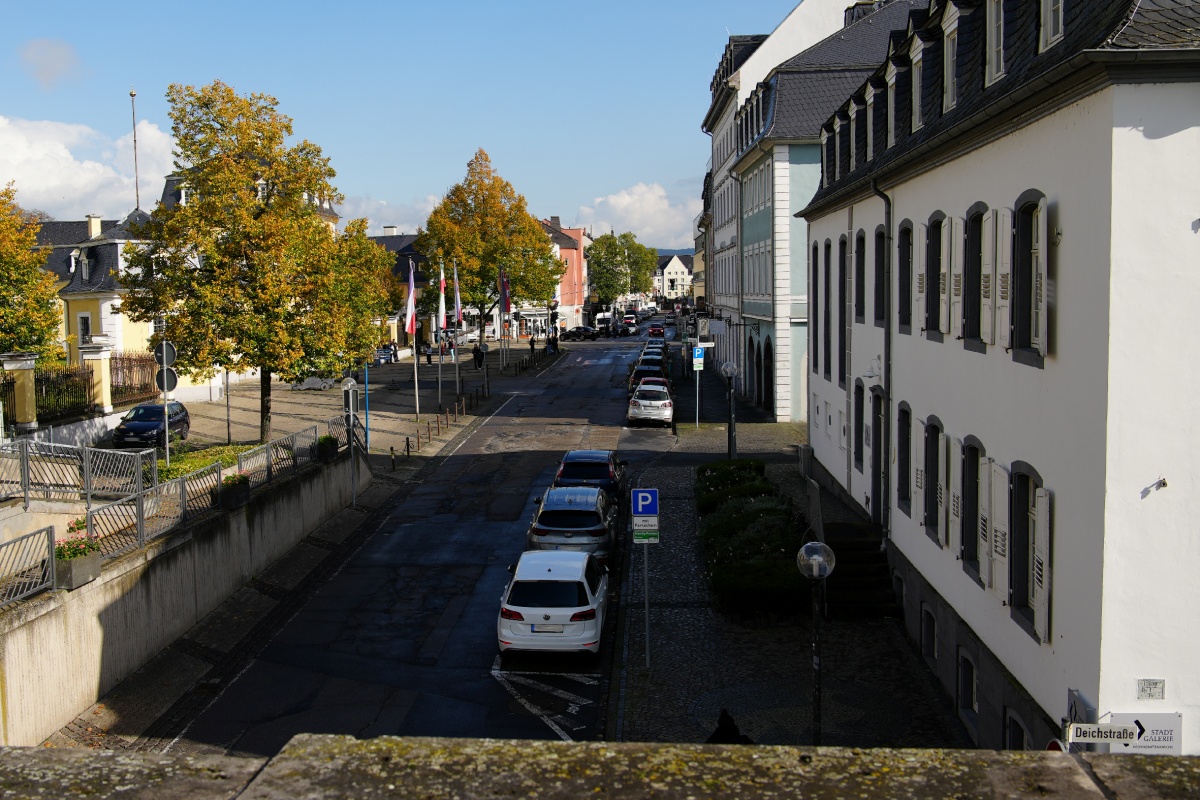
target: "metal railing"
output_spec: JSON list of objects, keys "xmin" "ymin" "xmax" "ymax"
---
[
  {"xmin": 0, "ymin": 372, "xmax": 14, "ymax": 436},
  {"xmin": 111, "ymin": 351, "xmax": 159, "ymax": 407},
  {"xmin": 0, "ymin": 527, "xmax": 55, "ymax": 608},
  {"xmin": 34, "ymin": 364, "xmax": 93, "ymax": 424},
  {"xmin": 0, "ymin": 441, "xmax": 156, "ymax": 509}
]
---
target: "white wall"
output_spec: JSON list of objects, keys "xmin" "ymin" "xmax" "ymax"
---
[
  {"xmin": 808, "ymin": 87, "xmax": 1123, "ymax": 734},
  {"xmin": 732, "ymin": 0, "xmax": 849, "ymax": 105},
  {"xmin": 1101, "ymin": 81, "xmax": 1200, "ymax": 752}
]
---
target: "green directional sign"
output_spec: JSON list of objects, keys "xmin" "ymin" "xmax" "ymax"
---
[{"xmin": 634, "ymin": 530, "xmax": 659, "ymax": 544}]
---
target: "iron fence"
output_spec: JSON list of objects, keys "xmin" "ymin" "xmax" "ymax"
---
[
  {"xmin": 236, "ymin": 426, "xmax": 319, "ymax": 489},
  {"xmin": 1, "ymin": 371, "xmax": 14, "ymax": 436},
  {"xmin": 110, "ymin": 351, "xmax": 158, "ymax": 408},
  {"xmin": 0, "ymin": 527, "xmax": 55, "ymax": 608},
  {"xmin": 327, "ymin": 416, "xmax": 348, "ymax": 447},
  {"xmin": 34, "ymin": 363, "xmax": 93, "ymax": 424},
  {"xmin": 0, "ymin": 441, "xmax": 156, "ymax": 507}
]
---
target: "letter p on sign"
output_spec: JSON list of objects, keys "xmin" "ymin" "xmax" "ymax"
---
[{"xmin": 632, "ymin": 489, "xmax": 659, "ymax": 516}]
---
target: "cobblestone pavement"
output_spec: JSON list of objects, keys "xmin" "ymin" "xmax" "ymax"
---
[{"xmin": 613, "ymin": 363, "xmax": 973, "ymax": 749}]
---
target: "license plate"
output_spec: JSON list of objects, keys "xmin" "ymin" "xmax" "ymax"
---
[
  {"xmin": 531, "ymin": 624, "xmax": 563, "ymax": 633},
  {"xmin": 555, "ymin": 545, "xmax": 581, "ymax": 551}
]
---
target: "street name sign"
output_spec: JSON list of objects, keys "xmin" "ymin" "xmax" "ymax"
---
[{"xmin": 1066, "ymin": 723, "xmax": 1138, "ymax": 744}]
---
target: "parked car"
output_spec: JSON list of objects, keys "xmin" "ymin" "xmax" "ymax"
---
[
  {"xmin": 628, "ymin": 365, "xmax": 669, "ymax": 395},
  {"xmin": 553, "ymin": 450, "xmax": 629, "ymax": 507},
  {"xmin": 627, "ymin": 386, "xmax": 674, "ymax": 427},
  {"xmin": 112, "ymin": 401, "xmax": 190, "ymax": 449},
  {"xmin": 620, "ymin": 322, "xmax": 639, "ymax": 336},
  {"xmin": 633, "ymin": 355, "xmax": 667, "ymax": 376},
  {"xmin": 563, "ymin": 326, "xmax": 599, "ymax": 341},
  {"xmin": 497, "ymin": 550, "xmax": 609, "ymax": 656},
  {"xmin": 634, "ymin": 376, "xmax": 674, "ymax": 397},
  {"xmin": 526, "ymin": 486, "xmax": 618, "ymax": 562}
]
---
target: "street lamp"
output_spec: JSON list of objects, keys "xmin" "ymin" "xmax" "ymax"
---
[
  {"xmin": 797, "ymin": 540, "xmax": 836, "ymax": 746},
  {"xmin": 720, "ymin": 361, "xmax": 737, "ymax": 459}
]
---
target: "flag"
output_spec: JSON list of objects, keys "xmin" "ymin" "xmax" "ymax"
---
[
  {"xmin": 404, "ymin": 258, "xmax": 417, "ymax": 335},
  {"xmin": 453, "ymin": 261, "xmax": 462, "ymax": 324},
  {"xmin": 501, "ymin": 266, "xmax": 511, "ymax": 314},
  {"xmin": 437, "ymin": 262, "xmax": 447, "ymax": 333}
]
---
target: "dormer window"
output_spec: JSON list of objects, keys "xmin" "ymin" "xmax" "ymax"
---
[
  {"xmin": 865, "ymin": 86, "xmax": 875, "ymax": 162},
  {"xmin": 849, "ymin": 102, "xmax": 858, "ymax": 172},
  {"xmin": 1040, "ymin": 0, "xmax": 1063, "ymax": 51},
  {"xmin": 886, "ymin": 65, "xmax": 897, "ymax": 147},
  {"xmin": 911, "ymin": 48, "xmax": 924, "ymax": 132},
  {"xmin": 943, "ymin": 9, "xmax": 959, "ymax": 113},
  {"xmin": 986, "ymin": 0, "xmax": 1006, "ymax": 84},
  {"xmin": 179, "ymin": 187, "xmax": 188, "ymax": 206},
  {"xmin": 821, "ymin": 130, "xmax": 830, "ymax": 186},
  {"xmin": 833, "ymin": 119, "xmax": 842, "ymax": 181},
  {"xmin": 255, "ymin": 179, "xmax": 267, "ymax": 201}
]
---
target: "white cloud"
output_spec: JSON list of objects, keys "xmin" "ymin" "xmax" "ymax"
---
[
  {"xmin": 18, "ymin": 39, "xmax": 81, "ymax": 90},
  {"xmin": 576, "ymin": 183, "xmax": 701, "ymax": 249},
  {"xmin": 0, "ymin": 115, "xmax": 174, "ymax": 220},
  {"xmin": 336, "ymin": 193, "xmax": 440, "ymax": 236}
]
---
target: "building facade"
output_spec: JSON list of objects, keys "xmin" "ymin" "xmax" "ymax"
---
[
  {"xmin": 654, "ymin": 255, "xmax": 693, "ymax": 301},
  {"xmin": 802, "ymin": 0, "xmax": 1200, "ymax": 753}
]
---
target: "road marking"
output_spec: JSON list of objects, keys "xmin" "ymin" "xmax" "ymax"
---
[
  {"xmin": 490, "ymin": 658, "xmax": 573, "ymax": 742},
  {"xmin": 502, "ymin": 674, "xmax": 593, "ymax": 706},
  {"xmin": 582, "ymin": 359, "xmax": 613, "ymax": 365},
  {"xmin": 498, "ymin": 670, "xmax": 599, "ymax": 685}
]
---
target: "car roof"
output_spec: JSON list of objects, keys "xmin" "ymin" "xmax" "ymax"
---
[
  {"xmin": 562, "ymin": 450, "xmax": 614, "ymax": 463},
  {"xmin": 541, "ymin": 486, "xmax": 602, "ymax": 508},
  {"xmin": 513, "ymin": 550, "xmax": 588, "ymax": 580}
]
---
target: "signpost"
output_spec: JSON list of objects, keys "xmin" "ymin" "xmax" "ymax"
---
[
  {"xmin": 631, "ymin": 488, "xmax": 659, "ymax": 668},
  {"xmin": 691, "ymin": 341, "xmax": 714, "ymax": 429},
  {"xmin": 154, "ymin": 340, "xmax": 177, "ymax": 467}
]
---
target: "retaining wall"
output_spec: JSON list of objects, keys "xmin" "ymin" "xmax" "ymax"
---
[{"xmin": 0, "ymin": 451, "xmax": 371, "ymax": 746}]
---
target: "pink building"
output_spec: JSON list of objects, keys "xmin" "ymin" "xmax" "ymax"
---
[{"xmin": 542, "ymin": 217, "xmax": 591, "ymax": 331}]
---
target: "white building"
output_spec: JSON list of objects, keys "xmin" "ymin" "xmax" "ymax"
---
[
  {"xmin": 654, "ymin": 255, "xmax": 693, "ymax": 300},
  {"xmin": 802, "ymin": 0, "xmax": 1200, "ymax": 753}
]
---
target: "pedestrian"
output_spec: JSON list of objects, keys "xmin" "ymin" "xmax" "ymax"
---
[
  {"xmin": 425, "ymin": 343, "xmax": 432, "ymax": 365},
  {"xmin": 472, "ymin": 344, "xmax": 483, "ymax": 370},
  {"xmin": 706, "ymin": 709, "xmax": 753, "ymax": 745},
  {"xmin": 390, "ymin": 341, "xmax": 398, "ymax": 363},
  {"xmin": 551, "ymin": 333, "xmax": 558, "ymax": 353},
  {"xmin": 530, "ymin": 336, "xmax": 536, "ymax": 357}
]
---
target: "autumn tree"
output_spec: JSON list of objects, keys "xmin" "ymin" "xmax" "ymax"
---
[
  {"xmin": 415, "ymin": 149, "xmax": 561, "ymax": 339},
  {"xmin": 0, "ymin": 184, "xmax": 62, "ymax": 359},
  {"xmin": 123, "ymin": 81, "xmax": 393, "ymax": 442},
  {"xmin": 586, "ymin": 232, "xmax": 657, "ymax": 307}
]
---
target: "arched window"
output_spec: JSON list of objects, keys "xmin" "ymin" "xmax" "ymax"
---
[
  {"xmin": 874, "ymin": 228, "xmax": 886, "ymax": 327},
  {"xmin": 812, "ymin": 242, "xmax": 821, "ymax": 375},
  {"xmin": 897, "ymin": 403, "xmax": 912, "ymax": 515},
  {"xmin": 964, "ymin": 205, "xmax": 988, "ymax": 347},
  {"xmin": 823, "ymin": 240, "xmax": 832, "ymax": 381},
  {"xmin": 838, "ymin": 238, "xmax": 847, "ymax": 387},
  {"xmin": 1013, "ymin": 191, "xmax": 1048, "ymax": 366},
  {"xmin": 854, "ymin": 231, "xmax": 866, "ymax": 323},
  {"xmin": 898, "ymin": 223, "xmax": 913, "ymax": 332},
  {"xmin": 854, "ymin": 381, "xmax": 865, "ymax": 472}
]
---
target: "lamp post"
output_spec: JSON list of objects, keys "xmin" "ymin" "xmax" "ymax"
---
[
  {"xmin": 797, "ymin": 540, "xmax": 836, "ymax": 746},
  {"xmin": 720, "ymin": 361, "xmax": 737, "ymax": 459}
]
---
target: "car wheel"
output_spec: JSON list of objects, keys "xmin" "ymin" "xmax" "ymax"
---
[{"xmin": 180, "ymin": 424, "xmax": 190, "ymax": 440}]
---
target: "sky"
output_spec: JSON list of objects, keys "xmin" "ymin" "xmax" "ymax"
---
[{"xmin": 0, "ymin": 0, "xmax": 810, "ymax": 251}]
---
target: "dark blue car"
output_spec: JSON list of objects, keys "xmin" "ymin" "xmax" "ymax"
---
[{"xmin": 112, "ymin": 401, "xmax": 190, "ymax": 449}]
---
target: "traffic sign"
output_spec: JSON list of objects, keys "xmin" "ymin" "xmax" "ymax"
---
[
  {"xmin": 154, "ymin": 367, "xmax": 178, "ymax": 392},
  {"xmin": 153, "ymin": 341, "xmax": 177, "ymax": 367},
  {"xmin": 693, "ymin": 346, "xmax": 704, "ymax": 360},
  {"xmin": 631, "ymin": 489, "xmax": 659, "ymax": 516},
  {"xmin": 633, "ymin": 516, "xmax": 659, "ymax": 530},
  {"xmin": 1066, "ymin": 723, "xmax": 1138, "ymax": 744},
  {"xmin": 634, "ymin": 531, "xmax": 659, "ymax": 544}
]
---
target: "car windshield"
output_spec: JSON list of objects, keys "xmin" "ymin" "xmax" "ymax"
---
[
  {"xmin": 537, "ymin": 509, "xmax": 603, "ymax": 529},
  {"xmin": 125, "ymin": 407, "xmax": 164, "ymax": 421},
  {"xmin": 508, "ymin": 580, "xmax": 589, "ymax": 608},
  {"xmin": 559, "ymin": 463, "xmax": 610, "ymax": 480},
  {"xmin": 634, "ymin": 390, "xmax": 668, "ymax": 402}
]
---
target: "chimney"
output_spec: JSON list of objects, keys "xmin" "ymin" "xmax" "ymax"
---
[
  {"xmin": 551, "ymin": 216, "xmax": 562, "ymax": 229},
  {"xmin": 87, "ymin": 214, "xmax": 103, "ymax": 239},
  {"xmin": 383, "ymin": 225, "xmax": 398, "ymax": 237}
]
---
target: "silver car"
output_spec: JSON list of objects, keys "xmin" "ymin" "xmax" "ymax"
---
[
  {"xmin": 526, "ymin": 486, "xmax": 617, "ymax": 562},
  {"xmin": 627, "ymin": 386, "xmax": 673, "ymax": 427}
]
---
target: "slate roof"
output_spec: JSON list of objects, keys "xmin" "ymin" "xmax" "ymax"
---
[
  {"xmin": 34, "ymin": 209, "xmax": 151, "ymax": 294},
  {"xmin": 1103, "ymin": 0, "xmax": 1200, "ymax": 49},
  {"xmin": 36, "ymin": 220, "xmax": 119, "ymax": 247},
  {"xmin": 803, "ymin": 0, "xmax": 1200, "ymax": 216},
  {"xmin": 540, "ymin": 220, "xmax": 579, "ymax": 249},
  {"xmin": 764, "ymin": 71, "xmax": 876, "ymax": 140},
  {"xmin": 777, "ymin": 0, "xmax": 923, "ymax": 70},
  {"xmin": 368, "ymin": 234, "xmax": 429, "ymax": 284}
]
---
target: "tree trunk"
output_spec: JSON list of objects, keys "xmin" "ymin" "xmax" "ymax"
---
[{"xmin": 259, "ymin": 368, "xmax": 272, "ymax": 443}]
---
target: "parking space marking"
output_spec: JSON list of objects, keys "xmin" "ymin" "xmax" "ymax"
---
[
  {"xmin": 502, "ymin": 674, "xmax": 593, "ymax": 706},
  {"xmin": 498, "ymin": 670, "xmax": 599, "ymax": 685},
  {"xmin": 491, "ymin": 657, "xmax": 573, "ymax": 742}
]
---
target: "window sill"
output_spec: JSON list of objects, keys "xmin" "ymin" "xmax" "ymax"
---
[
  {"xmin": 962, "ymin": 559, "xmax": 986, "ymax": 590},
  {"xmin": 963, "ymin": 336, "xmax": 987, "ymax": 355},
  {"xmin": 925, "ymin": 330, "xmax": 944, "ymax": 344},
  {"xmin": 1010, "ymin": 604, "xmax": 1043, "ymax": 644},
  {"xmin": 874, "ymin": 317, "xmax": 886, "ymax": 329},
  {"xmin": 898, "ymin": 498, "xmax": 911, "ymax": 518},
  {"xmin": 899, "ymin": 324, "xmax": 912, "ymax": 336},
  {"xmin": 1010, "ymin": 347, "xmax": 1045, "ymax": 370}
]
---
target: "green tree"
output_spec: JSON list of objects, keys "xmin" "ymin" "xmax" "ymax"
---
[
  {"xmin": 585, "ymin": 231, "xmax": 657, "ymax": 307},
  {"xmin": 123, "ymin": 81, "xmax": 393, "ymax": 442},
  {"xmin": 0, "ymin": 184, "xmax": 62, "ymax": 359},
  {"xmin": 415, "ymin": 149, "xmax": 560, "ymax": 339}
]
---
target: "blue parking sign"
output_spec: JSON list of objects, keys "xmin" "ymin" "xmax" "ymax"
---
[
  {"xmin": 631, "ymin": 489, "xmax": 659, "ymax": 516},
  {"xmin": 693, "ymin": 346, "xmax": 704, "ymax": 360}
]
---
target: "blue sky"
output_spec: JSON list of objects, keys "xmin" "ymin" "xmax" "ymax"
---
[{"xmin": 1, "ymin": 0, "xmax": 806, "ymax": 249}]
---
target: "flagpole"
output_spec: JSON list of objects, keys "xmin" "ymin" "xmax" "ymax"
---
[
  {"xmin": 406, "ymin": 258, "xmax": 420, "ymax": 423},
  {"xmin": 453, "ymin": 260, "xmax": 462, "ymax": 401}
]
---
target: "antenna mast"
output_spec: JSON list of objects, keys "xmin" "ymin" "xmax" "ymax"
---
[{"xmin": 130, "ymin": 88, "xmax": 141, "ymax": 210}]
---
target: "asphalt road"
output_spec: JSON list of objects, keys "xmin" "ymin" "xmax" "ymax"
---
[{"xmin": 169, "ymin": 335, "xmax": 677, "ymax": 758}]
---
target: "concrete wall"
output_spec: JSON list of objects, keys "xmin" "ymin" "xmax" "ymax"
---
[{"xmin": 0, "ymin": 451, "xmax": 372, "ymax": 746}]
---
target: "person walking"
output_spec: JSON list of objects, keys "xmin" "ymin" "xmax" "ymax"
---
[
  {"xmin": 472, "ymin": 344, "xmax": 483, "ymax": 370},
  {"xmin": 529, "ymin": 336, "xmax": 536, "ymax": 357},
  {"xmin": 425, "ymin": 343, "xmax": 432, "ymax": 365}
]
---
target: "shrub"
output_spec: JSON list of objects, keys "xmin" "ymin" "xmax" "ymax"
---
[
  {"xmin": 695, "ymin": 459, "xmax": 766, "ymax": 494},
  {"xmin": 222, "ymin": 471, "xmax": 250, "ymax": 487},
  {"xmin": 66, "ymin": 517, "xmax": 87, "ymax": 534},
  {"xmin": 55, "ymin": 533, "xmax": 100, "ymax": 560},
  {"xmin": 709, "ymin": 559, "xmax": 805, "ymax": 616},
  {"xmin": 317, "ymin": 434, "xmax": 338, "ymax": 446},
  {"xmin": 156, "ymin": 444, "xmax": 250, "ymax": 481},
  {"xmin": 696, "ymin": 480, "xmax": 776, "ymax": 515}
]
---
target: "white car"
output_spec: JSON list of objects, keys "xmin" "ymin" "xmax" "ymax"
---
[
  {"xmin": 627, "ymin": 386, "xmax": 673, "ymax": 427},
  {"xmin": 497, "ymin": 551, "xmax": 608, "ymax": 655}
]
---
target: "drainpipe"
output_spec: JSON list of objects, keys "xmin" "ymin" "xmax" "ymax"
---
[{"xmin": 871, "ymin": 179, "xmax": 893, "ymax": 541}]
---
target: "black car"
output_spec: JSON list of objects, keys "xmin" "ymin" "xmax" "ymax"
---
[
  {"xmin": 552, "ymin": 450, "xmax": 629, "ymax": 510},
  {"xmin": 112, "ymin": 401, "xmax": 190, "ymax": 449},
  {"xmin": 563, "ymin": 326, "xmax": 599, "ymax": 341}
]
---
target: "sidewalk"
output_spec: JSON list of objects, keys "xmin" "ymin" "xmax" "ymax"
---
[{"xmin": 612, "ymin": 362, "xmax": 973, "ymax": 748}]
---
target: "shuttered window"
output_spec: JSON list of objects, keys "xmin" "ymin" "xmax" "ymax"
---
[{"xmin": 898, "ymin": 226, "xmax": 913, "ymax": 331}]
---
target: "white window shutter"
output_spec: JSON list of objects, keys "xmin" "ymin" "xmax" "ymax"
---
[
  {"xmin": 950, "ymin": 217, "xmax": 964, "ymax": 338},
  {"xmin": 915, "ymin": 223, "xmax": 928, "ymax": 331},
  {"xmin": 1032, "ymin": 197, "xmax": 1048, "ymax": 356},
  {"xmin": 947, "ymin": 436, "xmax": 963, "ymax": 555},
  {"xmin": 938, "ymin": 220, "xmax": 951, "ymax": 334},
  {"xmin": 936, "ymin": 429, "xmax": 948, "ymax": 546},
  {"xmin": 990, "ymin": 461, "xmax": 1010, "ymax": 605},
  {"xmin": 914, "ymin": 418, "xmax": 926, "ymax": 525},
  {"xmin": 1033, "ymin": 487, "xmax": 1052, "ymax": 643},
  {"xmin": 996, "ymin": 208, "xmax": 1013, "ymax": 350},
  {"xmin": 981, "ymin": 210, "xmax": 995, "ymax": 345},
  {"xmin": 978, "ymin": 455, "xmax": 992, "ymax": 586}
]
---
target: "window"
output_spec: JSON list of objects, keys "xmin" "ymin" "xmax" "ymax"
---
[
  {"xmin": 849, "ymin": 104, "xmax": 858, "ymax": 171},
  {"xmin": 865, "ymin": 87, "xmax": 875, "ymax": 162},
  {"xmin": 987, "ymin": 0, "xmax": 1006, "ymax": 84},
  {"xmin": 921, "ymin": 606, "xmax": 937, "ymax": 663},
  {"xmin": 854, "ymin": 382, "xmax": 864, "ymax": 472},
  {"xmin": 886, "ymin": 68, "xmax": 897, "ymax": 147},
  {"xmin": 812, "ymin": 243, "xmax": 820, "ymax": 375},
  {"xmin": 873, "ymin": 230, "xmax": 886, "ymax": 326},
  {"xmin": 962, "ymin": 443, "xmax": 983, "ymax": 576},
  {"xmin": 925, "ymin": 219, "xmax": 943, "ymax": 335},
  {"xmin": 823, "ymin": 241, "xmax": 832, "ymax": 381},
  {"xmin": 898, "ymin": 225, "xmax": 913, "ymax": 331},
  {"xmin": 944, "ymin": 29, "xmax": 959, "ymax": 112},
  {"xmin": 1010, "ymin": 467, "xmax": 1052, "ymax": 642},
  {"xmin": 964, "ymin": 211, "xmax": 985, "ymax": 342},
  {"xmin": 911, "ymin": 51, "xmax": 924, "ymax": 131},
  {"xmin": 1040, "ymin": 0, "xmax": 1064, "ymax": 51},
  {"xmin": 1006, "ymin": 711, "xmax": 1029, "ymax": 750},
  {"xmin": 854, "ymin": 232, "xmax": 866, "ymax": 323},
  {"xmin": 958, "ymin": 652, "xmax": 979, "ymax": 728},
  {"xmin": 923, "ymin": 419, "xmax": 942, "ymax": 540},
  {"xmin": 897, "ymin": 405, "xmax": 911, "ymax": 513},
  {"xmin": 837, "ymin": 239, "xmax": 847, "ymax": 387},
  {"xmin": 76, "ymin": 313, "xmax": 92, "ymax": 345},
  {"xmin": 1013, "ymin": 197, "xmax": 1048, "ymax": 362},
  {"xmin": 821, "ymin": 131, "xmax": 830, "ymax": 187}
]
